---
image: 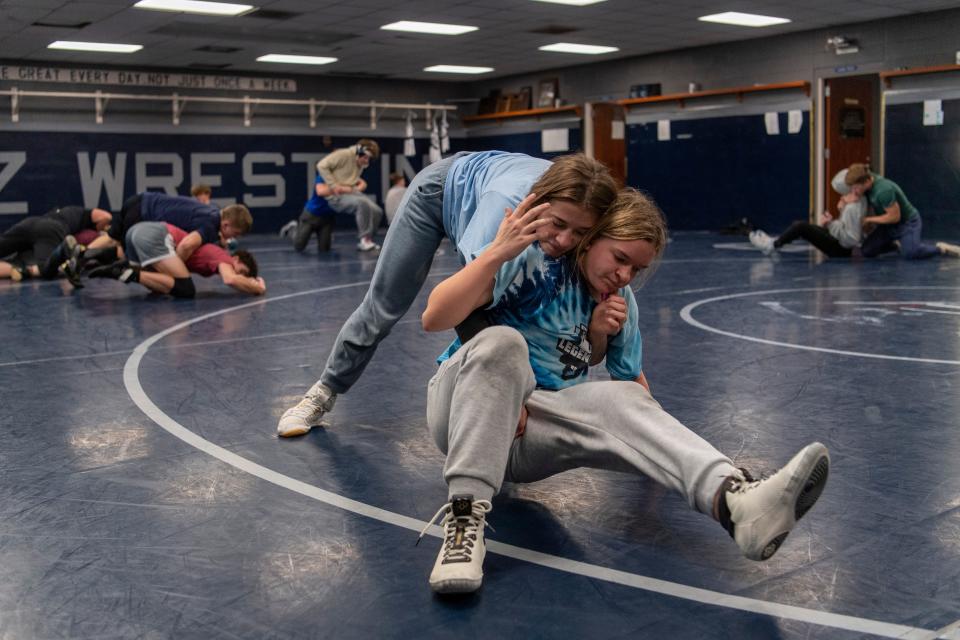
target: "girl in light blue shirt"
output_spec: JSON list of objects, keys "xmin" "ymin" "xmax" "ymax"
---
[
  {"xmin": 279, "ymin": 152, "xmax": 619, "ymax": 437},
  {"xmin": 419, "ymin": 188, "xmax": 831, "ymax": 594}
]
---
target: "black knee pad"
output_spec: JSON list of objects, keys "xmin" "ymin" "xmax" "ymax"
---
[{"xmin": 170, "ymin": 277, "xmax": 196, "ymax": 298}]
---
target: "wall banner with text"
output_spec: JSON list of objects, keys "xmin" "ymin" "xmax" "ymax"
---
[{"xmin": 0, "ymin": 131, "xmax": 426, "ymax": 232}]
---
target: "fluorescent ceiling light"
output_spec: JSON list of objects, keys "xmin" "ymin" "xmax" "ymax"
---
[
  {"xmin": 539, "ymin": 42, "xmax": 618, "ymax": 55},
  {"xmin": 133, "ymin": 0, "xmax": 255, "ymax": 16},
  {"xmin": 530, "ymin": 0, "xmax": 607, "ymax": 5},
  {"xmin": 381, "ymin": 21, "xmax": 477, "ymax": 35},
  {"xmin": 424, "ymin": 65, "xmax": 493, "ymax": 74},
  {"xmin": 257, "ymin": 54, "xmax": 337, "ymax": 65},
  {"xmin": 698, "ymin": 12, "xmax": 790, "ymax": 27},
  {"xmin": 48, "ymin": 41, "xmax": 142, "ymax": 53}
]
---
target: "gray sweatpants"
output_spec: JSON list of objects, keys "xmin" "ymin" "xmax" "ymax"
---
[
  {"xmin": 320, "ymin": 153, "xmax": 468, "ymax": 393},
  {"xmin": 326, "ymin": 193, "xmax": 383, "ymax": 240},
  {"xmin": 426, "ymin": 326, "xmax": 736, "ymax": 515}
]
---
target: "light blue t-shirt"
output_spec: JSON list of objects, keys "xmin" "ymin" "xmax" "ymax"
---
[
  {"xmin": 442, "ymin": 151, "xmax": 552, "ymax": 263},
  {"xmin": 438, "ymin": 243, "xmax": 643, "ymax": 390}
]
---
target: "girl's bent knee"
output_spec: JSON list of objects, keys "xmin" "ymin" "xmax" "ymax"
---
[{"xmin": 472, "ymin": 326, "xmax": 528, "ymax": 355}]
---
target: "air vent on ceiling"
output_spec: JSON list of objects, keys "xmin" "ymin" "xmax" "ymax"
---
[
  {"xmin": 32, "ymin": 20, "xmax": 91, "ymax": 29},
  {"xmin": 246, "ymin": 9, "xmax": 301, "ymax": 20},
  {"xmin": 527, "ymin": 25, "xmax": 579, "ymax": 35},
  {"xmin": 188, "ymin": 62, "xmax": 232, "ymax": 69},
  {"xmin": 195, "ymin": 45, "xmax": 242, "ymax": 53}
]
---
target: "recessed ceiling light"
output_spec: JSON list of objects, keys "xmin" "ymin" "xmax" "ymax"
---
[
  {"xmin": 380, "ymin": 21, "xmax": 477, "ymax": 35},
  {"xmin": 48, "ymin": 41, "xmax": 143, "ymax": 53},
  {"xmin": 698, "ymin": 12, "xmax": 790, "ymax": 27},
  {"xmin": 257, "ymin": 54, "xmax": 337, "ymax": 65},
  {"xmin": 133, "ymin": 0, "xmax": 256, "ymax": 17},
  {"xmin": 539, "ymin": 42, "xmax": 618, "ymax": 55},
  {"xmin": 530, "ymin": 0, "xmax": 607, "ymax": 5},
  {"xmin": 424, "ymin": 65, "xmax": 493, "ymax": 74}
]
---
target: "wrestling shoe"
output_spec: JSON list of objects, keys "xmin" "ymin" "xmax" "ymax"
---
[
  {"xmin": 59, "ymin": 261, "xmax": 82, "ymax": 288},
  {"xmin": 357, "ymin": 237, "xmax": 380, "ymax": 252},
  {"xmin": 420, "ymin": 495, "xmax": 492, "ymax": 594},
  {"xmin": 47, "ymin": 234, "xmax": 77, "ymax": 269},
  {"xmin": 277, "ymin": 381, "xmax": 337, "ymax": 437},
  {"xmin": 748, "ymin": 230, "xmax": 776, "ymax": 256},
  {"xmin": 279, "ymin": 220, "xmax": 298, "ymax": 238},
  {"xmin": 719, "ymin": 442, "xmax": 830, "ymax": 561},
  {"xmin": 936, "ymin": 241, "xmax": 960, "ymax": 258}
]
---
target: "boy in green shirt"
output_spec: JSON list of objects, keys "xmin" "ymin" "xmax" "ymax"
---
[{"xmin": 845, "ymin": 163, "xmax": 959, "ymax": 259}]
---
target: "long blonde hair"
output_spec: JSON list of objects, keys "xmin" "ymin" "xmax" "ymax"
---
[{"xmin": 575, "ymin": 188, "xmax": 667, "ymax": 286}]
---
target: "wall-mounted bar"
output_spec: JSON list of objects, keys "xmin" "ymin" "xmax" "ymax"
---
[
  {"xmin": 879, "ymin": 64, "xmax": 960, "ymax": 87},
  {"xmin": 461, "ymin": 104, "xmax": 581, "ymax": 124},
  {"xmin": 616, "ymin": 81, "xmax": 810, "ymax": 109},
  {"xmin": 0, "ymin": 87, "xmax": 457, "ymax": 127}
]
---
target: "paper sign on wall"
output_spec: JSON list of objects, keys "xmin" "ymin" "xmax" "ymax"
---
[
  {"xmin": 764, "ymin": 112, "xmax": 780, "ymax": 135},
  {"xmin": 611, "ymin": 121, "xmax": 625, "ymax": 140},
  {"xmin": 923, "ymin": 100, "xmax": 944, "ymax": 126},
  {"xmin": 657, "ymin": 120, "xmax": 670, "ymax": 141},
  {"xmin": 541, "ymin": 128, "xmax": 569, "ymax": 152},
  {"xmin": 787, "ymin": 110, "xmax": 803, "ymax": 134}
]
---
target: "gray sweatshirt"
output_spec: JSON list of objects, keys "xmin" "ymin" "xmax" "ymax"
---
[{"xmin": 828, "ymin": 169, "xmax": 865, "ymax": 249}]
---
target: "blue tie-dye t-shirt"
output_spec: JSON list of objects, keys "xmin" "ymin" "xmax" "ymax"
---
[{"xmin": 438, "ymin": 243, "xmax": 643, "ymax": 390}]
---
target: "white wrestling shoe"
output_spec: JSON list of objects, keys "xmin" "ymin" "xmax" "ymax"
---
[
  {"xmin": 936, "ymin": 241, "xmax": 960, "ymax": 258},
  {"xmin": 748, "ymin": 230, "xmax": 777, "ymax": 256},
  {"xmin": 279, "ymin": 220, "xmax": 298, "ymax": 238},
  {"xmin": 421, "ymin": 495, "xmax": 492, "ymax": 594},
  {"xmin": 276, "ymin": 381, "xmax": 336, "ymax": 437},
  {"xmin": 357, "ymin": 237, "xmax": 380, "ymax": 252},
  {"xmin": 720, "ymin": 442, "xmax": 830, "ymax": 561}
]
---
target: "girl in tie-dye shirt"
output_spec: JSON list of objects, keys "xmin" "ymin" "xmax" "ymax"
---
[{"xmin": 418, "ymin": 189, "xmax": 832, "ymax": 595}]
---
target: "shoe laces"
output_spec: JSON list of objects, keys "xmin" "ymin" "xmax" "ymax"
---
[
  {"xmin": 286, "ymin": 396, "xmax": 325, "ymax": 419},
  {"xmin": 286, "ymin": 386, "xmax": 333, "ymax": 418},
  {"xmin": 726, "ymin": 467, "xmax": 765, "ymax": 494},
  {"xmin": 416, "ymin": 499, "xmax": 493, "ymax": 562}
]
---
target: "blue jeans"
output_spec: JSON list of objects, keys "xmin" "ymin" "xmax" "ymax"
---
[
  {"xmin": 320, "ymin": 153, "xmax": 469, "ymax": 393},
  {"xmin": 861, "ymin": 214, "xmax": 939, "ymax": 260}
]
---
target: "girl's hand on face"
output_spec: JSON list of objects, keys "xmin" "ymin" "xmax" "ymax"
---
[
  {"xmin": 491, "ymin": 193, "xmax": 551, "ymax": 261},
  {"xmin": 590, "ymin": 294, "xmax": 627, "ymax": 336}
]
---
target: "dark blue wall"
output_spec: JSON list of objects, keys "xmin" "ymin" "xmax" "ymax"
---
[
  {"xmin": 0, "ymin": 132, "xmax": 424, "ymax": 233},
  {"xmin": 626, "ymin": 112, "xmax": 809, "ymax": 231},
  {"xmin": 0, "ymin": 118, "xmax": 822, "ymax": 236},
  {"xmin": 452, "ymin": 129, "xmax": 583, "ymax": 159},
  {"xmin": 884, "ymin": 100, "xmax": 960, "ymax": 240}
]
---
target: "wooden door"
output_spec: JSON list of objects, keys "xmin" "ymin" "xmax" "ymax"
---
[
  {"xmin": 824, "ymin": 75, "xmax": 875, "ymax": 210},
  {"xmin": 591, "ymin": 102, "xmax": 626, "ymax": 185}
]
